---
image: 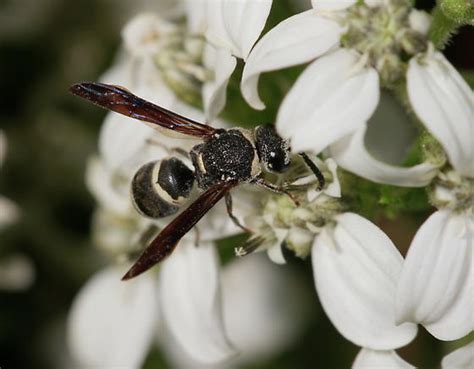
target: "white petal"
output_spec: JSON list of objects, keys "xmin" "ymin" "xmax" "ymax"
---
[
  {"xmin": 407, "ymin": 52, "xmax": 474, "ymax": 178},
  {"xmin": 267, "ymin": 243, "xmax": 286, "ymax": 264},
  {"xmin": 222, "ymin": 254, "xmax": 309, "ymax": 362},
  {"xmin": 98, "ymin": 111, "xmax": 164, "ymax": 174},
  {"xmin": 313, "ymin": 213, "xmax": 417, "ymax": 349},
  {"xmin": 223, "ymin": 0, "xmax": 272, "ymax": 59},
  {"xmin": 312, "ymin": 0, "xmax": 357, "ymax": 11},
  {"xmin": 100, "ymin": 66, "xmax": 194, "ymax": 144},
  {"xmin": 185, "ymin": 0, "xmax": 208, "ymax": 34},
  {"xmin": 0, "ymin": 195, "xmax": 20, "ymax": 229},
  {"xmin": 133, "ymin": 62, "xmax": 179, "ymax": 109},
  {"xmin": 122, "ymin": 13, "xmax": 178, "ymax": 56},
  {"xmin": 203, "ymin": 44, "xmax": 237, "ymax": 121},
  {"xmin": 323, "ymin": 158, "xmax": 341, "ymax": 198},
  {"xmin": 159, "ymin": 254, "xmax": 309, "ymax": 368},
  {"xmin": 198, "ymin": 187, "xmax": 258, "ymax": 241},
  {"xmin": 204, "ymin": 1, "xmax": 233, "ymax": 51},
  {"xmin": 100, "ymin": 53, "xmax": 133, "ymax": 86},
  {"xmin": 330, "ymin": 123, "xmax": 440, "ymax": 187},
  {"xmin": 100, "ymin": 55, "xmax": 177, "ymax": 111},
  {"xmin": 159, "ymin": 240, "xmax": 236, "ymax": 363},
  {"xmin": 442, "ymin": 342, "xmax": 474, "ymax": 369},
  {"xmin": 396, "ymin": 210, "xmax": 474, "ymax": 341},
  {"xmin": 206, "ymin": 0, "xmax": 272, "ymax": 59},
  {"xmin": 241, "ymin": 10, "xmax": 343, "ymax": 109},
  {"xmin": 265, "ymin": 227, "xmax": 290, "ymax": 264},
  {"xmin": 0, "ymin": 254, "xmax": 34, "ymax": 291},
  {"xmin": 68, "ymin": 267, "xmax": 158, "ymax": 368},
  {"xmin": 277, "ymin": 49, "xmax": 379, "ymax": 154},
  {"xmin": 353, "ymin": 349, "xmax": 415, "ymax": 369},
  {"xmin": 98, "ymin": 103, "xmax": 191, "ymax": 176},
  {"xmin": 85, "ymin": 157, "xmax": 132, "ymax": 215}
]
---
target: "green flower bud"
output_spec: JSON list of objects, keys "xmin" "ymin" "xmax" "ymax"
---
[{"xmin": 440, "ymin": 0, "xmax": 474, "ymax": 25}]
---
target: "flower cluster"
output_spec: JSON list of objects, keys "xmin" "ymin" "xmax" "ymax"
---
[{"xmin": 69, "ymin": 0, "xmax": 473, "ymax": 368}]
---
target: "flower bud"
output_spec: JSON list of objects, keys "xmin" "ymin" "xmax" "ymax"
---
[{"xmin": 286, "ymin": 227, "xmax": 314, "ymax": 259}]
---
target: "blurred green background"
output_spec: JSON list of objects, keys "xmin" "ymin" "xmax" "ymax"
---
[{"xmin": 0, "ymin": 1, "xmax": 472, "ymax": 368}]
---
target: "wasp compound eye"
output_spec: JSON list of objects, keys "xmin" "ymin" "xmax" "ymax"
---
[{"xmin": 255, "ymin": 124, "xmax": 291, "ymax": 173}]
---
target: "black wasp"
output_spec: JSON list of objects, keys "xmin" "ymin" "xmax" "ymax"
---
[{"xmin": 70, "ymin": 82, "xmax": 325, "ymax": 280}]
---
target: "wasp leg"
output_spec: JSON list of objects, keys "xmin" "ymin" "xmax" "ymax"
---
[
  {"xmin": 225, "ymin": 193, "xmax": 252, "ymax": 233},
  {"xmin": 136, "ymin": 224, "xmax": 160, "ymax": 251},
  {"xmin": 299, "ymin": 152, "xmax": 325, "ymax": 191},
  {"xmin": 234, "ymin": 235, "xmax": 265, "ymax": 257},
  {"xmin": 193, "ymin": 226, "xmax": 201, "ymax": 247},
  {"xmin": 127, "ymin": 224, "xmax": 160, "ymax": 259},
  {"xmin": 172, "ymin": 147, "xmax": 190, "ymax": 159},
  {"xmin": 251, "ymin": 178, "xmax": 300, "ymax": 207},
  {"xmin": 145, "ymin": 139, "xmax": 190, "ymax": 159}
]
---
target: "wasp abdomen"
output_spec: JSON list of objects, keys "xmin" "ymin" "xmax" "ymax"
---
[
  {"xmin": 158, "ymin": 158, "xmax": 195, "ymax": 201},
  {"xmin": 131, "ymin": 158, "xmax": 195, "ymax": 219}
]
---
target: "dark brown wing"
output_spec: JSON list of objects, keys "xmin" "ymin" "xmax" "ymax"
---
[
  {"xmin": 122, "ymin": 180, "xmax": 237, "ymax": 280},
  {"xmin": 70, "ymin": 82, "xmax": 216, "ymax": 138}
]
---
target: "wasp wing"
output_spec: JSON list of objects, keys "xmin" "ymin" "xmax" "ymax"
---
[
  {"xmin": 122, "ymin": 180, "xmax": 237, "ymax": 280},
  {"xmin": 70, "ymin": 82, "xmax": 217, "ymax": 138}
]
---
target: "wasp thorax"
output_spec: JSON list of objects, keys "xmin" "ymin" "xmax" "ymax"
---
[
  {"xmin": 191, "ymin": 129, "xmax": 258, "ymax": 189},
  {"xmin": 430, "ymin": 169, "xmax": 474, "ymax": 214},
  {"xmin": 342, "ymin": 0, "xmax": 429, "ymax": 86},
  {"xmin": 255, "ymin": 125, "xmax": 291, "ymax": 173},
  {"xmin": 131, "ymin": 158, "xmax": 195, "ymax": 219}
]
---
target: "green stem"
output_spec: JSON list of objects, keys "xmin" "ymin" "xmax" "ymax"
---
[{"xmin": 429, "ymin": 6, "xmax": 461, "ymax": 49}]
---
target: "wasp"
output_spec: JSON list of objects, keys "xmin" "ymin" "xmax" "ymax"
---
[{"xmin": 70, "ymin": 82, "xmax": 324, "ymax": 280}]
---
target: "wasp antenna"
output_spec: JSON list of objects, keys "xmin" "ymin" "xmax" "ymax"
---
[{"xmin": 298, "ymin": 152, "xmax": 325, "ymax": 191}]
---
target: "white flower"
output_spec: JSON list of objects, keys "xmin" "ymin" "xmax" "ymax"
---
[
  {"xmin": 246, "ymin": 160, "xmax": 417, "ymax": 355},
  {"xmin": 406, "ymin": 51, "xmax": 473, "ymax": 179},
  {"xmin": 313, "ymin": 45, "xmax": 473, "ymax": 342},
  {"xmin": 241, "ymin": 0, "xmax": 446, "ymax": 185},
  {"xmin": 276, "ymin": 48, "xmax": 379, "ymax": 154},
  {"xmin": 396, "ymin": 210, "xmax": 473, "ymax": 341},
  {"xmin": 187, "ymin": 0, "xmax": 273, "ymax": 120},
  {"xmin": 159, "ymin": 254, "xmax": 310, "ymax": 369},
  {"xmin": 112, "ymin": 1, "xmax": 273, "ymax": 122},
  {"xmin": 68, "ymin": 266, "xmax": 158, "ymax": 369},
  {"xmin": 313, "ymin": 213, "xmax": 417, "ymax": 351},
  {"xmin": 159, "ymin": 239, "xmax": 236, "ymax": 363},
  {"xmin": 70, "ymin": 210, "xmax": 237, "ymax": 367},
  {"xmin": 331, "ymin": 49, "xmax": 473, "ymax": 186},
  {"xmin": 339, "ymin": 49, "xmax": 474, "ymax": 341}
]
